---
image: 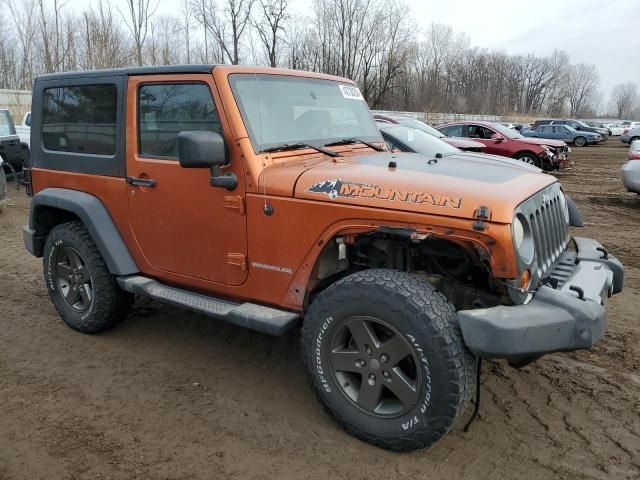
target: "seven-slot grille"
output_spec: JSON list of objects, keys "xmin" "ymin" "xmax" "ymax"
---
[{"xmin": 529, "ymin": 192, "xmax": 570, "ymax": 278}]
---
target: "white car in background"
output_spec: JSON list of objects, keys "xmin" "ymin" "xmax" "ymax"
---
[
  {"xmin": 15, "ymin": 111, "xmax": 30, "ymax": 147},
  {"xmin": 605, "ymin": 123, "xmax": 625, "ymax": 136}
]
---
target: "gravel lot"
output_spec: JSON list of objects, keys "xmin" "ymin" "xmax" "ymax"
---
[{"xmin": 1, "ymin": 142, "xmax": 639, "ymax": 479}]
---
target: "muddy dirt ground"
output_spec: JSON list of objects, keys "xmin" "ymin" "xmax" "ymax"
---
[{"xmin": 1, "ymin": 142, "xmax": 639, "ymax": 480}]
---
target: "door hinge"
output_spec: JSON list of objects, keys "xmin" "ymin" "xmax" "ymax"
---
[
  {"xmin": 224, "ymin": 195, "xmax": 245, "ymax": 215},
  {"xmin": 227, "ymin": 253, "xmax": 247, "ymax": 271}
]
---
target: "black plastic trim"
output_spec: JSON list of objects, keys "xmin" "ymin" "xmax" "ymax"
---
[{"xmin": 27, "ymin": 188, "xmax": 138, "ymax": 275}]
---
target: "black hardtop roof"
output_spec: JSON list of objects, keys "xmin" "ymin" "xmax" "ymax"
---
[{"xmin": 34, "ymin": 64, "xmax": 217, "ymax": 82}]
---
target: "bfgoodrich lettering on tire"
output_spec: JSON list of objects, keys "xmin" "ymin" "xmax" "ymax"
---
[
  {"xmin": 301, "ymin": 269, "xmax": 476, "ymax": 451},
  {"xmin": 43, "ymin": 221, "xmax": 134, "ymax": 334}
]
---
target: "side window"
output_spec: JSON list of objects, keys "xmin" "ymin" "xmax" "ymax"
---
[
  {"xmin": 440, "ymin": 124, "xmax": 464, "ymax": 137},
  {"xmin": 541, "ymin": 126, "xmax": 551, "ymax": 134},
  {"xmin": 138, "ymin": 83, "xmax": 221, "ymax": 158},
  {"xmin": 0, "ymin": 110, "xmax": 15, "ymax": 136},
  {"xmin": 42, "ymin": 84, "xmax": 117, "ymax": 155},
  {"xmin": 469, "ymin": 125, "xmax": 492, "ymax": 139}
]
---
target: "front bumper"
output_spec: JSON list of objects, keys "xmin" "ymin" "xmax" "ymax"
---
[
  {"xmin": 457, "ymin": 237, "xmax": 624, "ymax": 360},
  {"xmin": 622, "ymin": 161, "xmax": 640, "ymax": 193}
]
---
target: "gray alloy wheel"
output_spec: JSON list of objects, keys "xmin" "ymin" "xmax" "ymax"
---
[
  {"xmin": 329, "ymin": 315, "xmax": 422, "ymax": 417},
  {"xmin": 574, "ymin": 136, "xmax": 587, "ymax": 147},
  {"xmin": 54, "ymin": 246, "xmax": 93, "ymax": 312}
]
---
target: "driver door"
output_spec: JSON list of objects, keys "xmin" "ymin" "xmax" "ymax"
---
[{"xmin": 126, "ymin": 75, "xmax": 248, "ymax": 286}]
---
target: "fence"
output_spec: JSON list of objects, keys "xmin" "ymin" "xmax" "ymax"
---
[
  {"xmin": 0, "ymin": 89, "xmax": 32, "ymax": 124},
  {"xmin": 371, "ymin": 110, "xmax": 538, "ymax": 126}
]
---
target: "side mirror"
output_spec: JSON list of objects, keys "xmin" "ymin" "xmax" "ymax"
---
[
  {"xmin": 490, "ymin": 133, "xmax": 504, "ymax": 142},
  {"xmin": 178, "ymin": 131, "xmax": 227, "ymax": 168},
  {"xmin": 178, "ymin": 131, "xmax": 237, "ymax": 190}
]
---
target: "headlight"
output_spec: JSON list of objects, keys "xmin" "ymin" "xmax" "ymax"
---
[
  {"xmin": 512, "ymin": 214, "xmax": 534, "ymax": 264},
  {"xmin": 545, "ymin": 147, "xmax": 555, "ymax": 158}
]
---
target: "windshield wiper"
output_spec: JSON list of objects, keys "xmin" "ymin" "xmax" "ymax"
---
[
  {"xmin": 260, "ymin": 142, "xmax": 342, "ymax": 157},
  {"xmin": 324, "ymin": 138, "xmax": 385, "ymax": 152}
]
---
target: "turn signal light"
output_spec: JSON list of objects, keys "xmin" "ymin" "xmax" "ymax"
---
[{"xmin": 520, "ymin": 270, "xmax": 531, "ymax": 290}]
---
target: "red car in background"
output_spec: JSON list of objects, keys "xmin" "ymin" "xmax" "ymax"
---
[
  {"xmin": 373, "ymin": 114, "xmax": 486, "ymax": 152},
  {"xmin": 436, "ymin": 121, "xmax": 571, "ymax": 171}
]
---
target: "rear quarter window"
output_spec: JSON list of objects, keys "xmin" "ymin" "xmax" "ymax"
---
[{"xmin": 42, "ymin": 85, "xmax": 117, "ymax": 156}]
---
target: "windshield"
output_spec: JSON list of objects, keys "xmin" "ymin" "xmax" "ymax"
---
[
  {"xmin": 0, "ymin": 110, "xmax": 16, "ymax": 136},
  {"xmin": 383, "ymin": 125, "xmax": 459, "ymax": 155},
  {"xmin": 491, "ymin": 122, "xmax": 524, "ymax": 139},
  {"xmin": 394, "ymin": 117, "xmax": 444, "ymax": 138},
  {"xmin": 575, "ymin": 120, "xmax": 591, "ymax": 128},
  {"xmin": 229, "ymin": 74, "xmax": 382, "ymax": 152}
]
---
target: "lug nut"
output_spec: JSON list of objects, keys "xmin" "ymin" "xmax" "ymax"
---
[
  {"xmin": 382, "ymin": 370, "xmax": 390, "ymax": 379},
  {"xmin": 368, "ymin": 373, "xmax": 376, "ymax": 385},
  {"xmin": 365, "ymin": 346, "xmax": 373, "ymax": 355},
  {"xmin": 380, "ymin": 354, "xmax": 389, "ymax": 363},
  {"xmin": 355, "ymin": 360, "xmax": 365, "ymax": 368}
]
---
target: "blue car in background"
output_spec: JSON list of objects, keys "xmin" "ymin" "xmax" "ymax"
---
[{"xmin": 522, "ymin": 124, "xmax": 601, "ymax": 147}]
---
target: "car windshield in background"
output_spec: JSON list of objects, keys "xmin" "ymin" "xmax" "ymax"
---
[
  {"xmin": 229, "ymin": 74, "xmax": 382, "ymax": 152},
  {"xmin": 0, "ymin": 111, "xmax": 16, "ymax": 136},
  {"xmin": 492, "ymin": 123, "xmax": 524, "ymax": 139},
  {"xmin": 385, "ymin": 125, "xmax": 459, "ymax": 155},
  {"xmin": 394, "ymin": 117, "xmax": 445, "ymax": 138}
]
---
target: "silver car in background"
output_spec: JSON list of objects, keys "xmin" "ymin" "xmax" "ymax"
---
[
  {"xmin": 621, "ymin": 127, "xmax": 640, "ymax": 144},
  {"xmin": 622, "ymin": 140, "xmax": 640, "ymax": 194}
]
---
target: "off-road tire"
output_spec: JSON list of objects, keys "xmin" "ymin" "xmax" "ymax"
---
[
  {"xmin": 574, "ymin": 136, "xmax": 587, "ymax": 147},
  {"xmin": 301, "ymin": 269, "xmax": 476, "ymax": 451},
  {"xmin": 43, "ymin": 221, "xmax": 134, "ymax": 333},
  {"xmin": 515, "ymin": 152, "xmax": 541, "ymax": 168}
]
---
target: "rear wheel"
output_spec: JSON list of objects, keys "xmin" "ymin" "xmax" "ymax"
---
[
  {"xmin": 515, "ymin": 152, "xmax": 541, "ymax": 168},
  {"xmin": 301, "ymin": 269, "xmax": 475, "ymax": 451},
  {"xmin": 631, "ymin": 137, "xmax": 640, "ymax": 144},
  {"xmin": 43, "ymin": 221, "xmax": 133, "ymax": 333},
  {"xmin": 574, "ymin": 136, "xmax": 587, "ymax": 147}
]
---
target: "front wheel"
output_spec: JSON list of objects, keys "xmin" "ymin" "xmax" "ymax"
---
[
  {"xmin": 301, "ymin": 269, "xmax": 475, "ymax": 451},
  {"xmin": 574, "ymin": 136, "xmax": 587, "ymax": 147},
  {"xmin": 43, "ymin": 221, "xmax": 134, "ymax": 333},
  {"xmin": 515, "ymin": 152, "xmax": 542, "ymax": 168}
]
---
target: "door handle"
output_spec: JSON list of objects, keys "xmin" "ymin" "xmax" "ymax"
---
[{"xmin": 126, "ymin": 176, "xmax": 156, "ymax": 187}]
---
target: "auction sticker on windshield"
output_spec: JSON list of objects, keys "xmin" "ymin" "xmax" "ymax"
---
[{"xmin": 339, "ymin": 84, "xmax": 364, "ymax": 100}]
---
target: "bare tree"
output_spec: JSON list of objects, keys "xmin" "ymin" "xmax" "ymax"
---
[
  {"xmin": 181, "ymin": 0, "xmax": 192, "ymax": 63},
  {"xmin": 611, "ymin": 82, "xmax": 638, "ymax": 119},
  {"xmin": 80, "ymin": 1, "xmax": 129, "ymax": 70},
  {"xmin": 253, "ymin": 0, "xmax": 289, "ymax": 67},
  {"xmin": 565, "ymin": 63, "xmax": 599, "ymax": 117},
  {"xmin": 3, "ymin": 0, "xmax": 39, "ymax": 89},
  {"xmin": 120, "ymin": 0, "xmax": 158, "ymax": 66}
]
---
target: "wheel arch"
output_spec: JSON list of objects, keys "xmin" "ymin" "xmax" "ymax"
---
[
  {"xmin": 512, "ymin": 149, "xmax": 540, "ymax": 160},
  {"xmin": 26, "ymin": 187, "xmax": 138, "ymax": 275}
]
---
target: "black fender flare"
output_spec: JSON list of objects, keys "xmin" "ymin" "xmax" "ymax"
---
[{"xmin": 26, "ymin": 187, "xmax": 139, "ymax": 275}]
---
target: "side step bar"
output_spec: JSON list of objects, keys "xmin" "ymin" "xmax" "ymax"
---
[{"xmin": 117, "ymin": 275, "xmax": 300, "ymax": 336}]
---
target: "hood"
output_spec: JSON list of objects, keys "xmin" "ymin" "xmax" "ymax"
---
[
  {"xmin": 290, "ymin": 152, "xmax": 556, "ymax": 223},
  {"xmin": 443, "ymin": 137, "xmax": 486, "ymax": 149},
  {"xmin": 517, "ymin": 137, "xmax": 566, "ymax": 148}
]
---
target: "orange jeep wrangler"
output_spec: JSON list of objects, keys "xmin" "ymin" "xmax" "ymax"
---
[{"xmin": 23, "ymin": 65, "xmax": 624, "ymax": 451}]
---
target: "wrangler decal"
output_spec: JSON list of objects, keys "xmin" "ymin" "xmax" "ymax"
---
[{"xmin": 306, "ymin": 179, "xmax": 462, "ymax": 209}]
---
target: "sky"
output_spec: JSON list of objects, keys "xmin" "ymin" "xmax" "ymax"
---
[{"xmin": 66, "ymin": 0, "xmax": 639, "ymax": 106}]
